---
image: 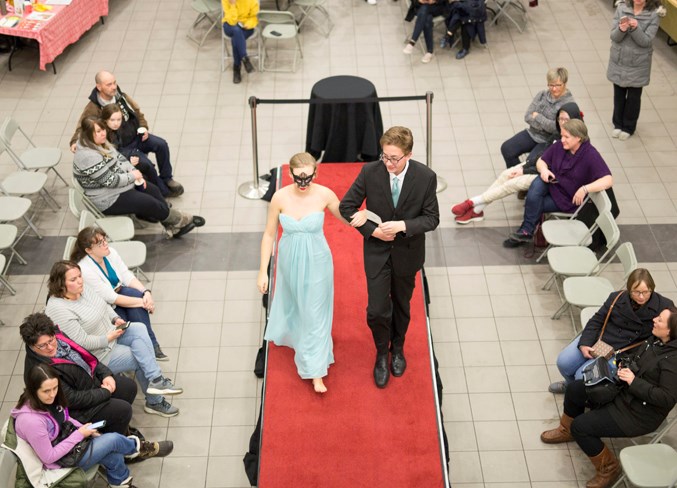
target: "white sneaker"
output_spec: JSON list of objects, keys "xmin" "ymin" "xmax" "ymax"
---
[
  {"xmin": 402, "ymin": 43, "xmax": 414, "ymax": 54},
  {"xmin": 421, "ymin": 52, "xmax": 434, "ymax": 63},
  {"xmin": 618, "ymin": 131, "xmax": 631, "ymax": 141},
  {"xmin": 611, "ymin": 128, "xmax": 621, "ymax": 138},
  {"xmin": 367, "ymin": 0, "xmax": 377, "ymax": 4}
]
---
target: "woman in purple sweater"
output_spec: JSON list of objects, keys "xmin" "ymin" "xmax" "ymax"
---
[{"xmin": 11, "ymin": 364, "xmax": 172, "ymax": 488}]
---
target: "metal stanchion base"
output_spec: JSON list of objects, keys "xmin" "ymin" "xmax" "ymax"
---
[
  {"xmin": 238, "ymin": 178, "xmax": 270, "ymax": 200},
  {"xmin": 436, "ymin": 176, "xmax": 447, "ymax": 193}
]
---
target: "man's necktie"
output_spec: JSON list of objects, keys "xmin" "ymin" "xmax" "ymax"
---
[{"xmin": 392, "ymin": 177, "xmax": 400, "ymax": 206}]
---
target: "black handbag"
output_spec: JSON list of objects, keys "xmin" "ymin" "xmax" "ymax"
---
[
  {"xmin": 51, "ymin": 420, "xmax": 93, "ymax": 468},
  {"xmin": 582, "ymin": 357, "xmax": 620, "ymax": 406}
]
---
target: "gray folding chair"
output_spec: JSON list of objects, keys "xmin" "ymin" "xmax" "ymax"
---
[
  {"xmin": 187, "ymin": 0, "xmax": 222, "ymax": 47},
  {"xmin": 111, "ymin": 241, "xmax": 149, "ymax": 282},
  {"xmin": 68, "ymin": 189, "xmax": 135, "ymax": 241},
  {"xmin": 0, "ymin": 254, "xmax": 17, "ymax": 295},
  {"xmin": 258, "ymin": 10, "xmax": 303, "ymax": 72},
  {"xmin": 612, "ymin": 443, "xmax": 677, "ymax": 488},
  {"xmin": 292, "ymin": 0, "xmax": 334, "ymax": 37}
]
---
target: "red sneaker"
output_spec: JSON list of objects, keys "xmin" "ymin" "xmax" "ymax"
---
[
  {"xmin": 455, "ymin": 208, "xmax": 484, "ymax": 224},
  {"xmin": 451, "ymin": 199, "xmax": 473, "ymax": 216}
]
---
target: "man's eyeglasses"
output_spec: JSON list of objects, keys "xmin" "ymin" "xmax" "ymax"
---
[
  {"xmin": 631, "ymin": 290, "xmax": 651, "ymax": 298},
  {"xmin": 92, "ymin": 237, "xmax": 108, "ymax": 248},
  {"xmin": 380, "ymin": 153, "xmax": 407, "ymax": 164},
  {"xmin": 35, "ymin": 337, "xmax": 57, "ymax": 350}
]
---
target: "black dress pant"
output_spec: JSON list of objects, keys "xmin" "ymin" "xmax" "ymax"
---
[
  {"xmin": 76, "ymin": 374, "xmax": 137, "ymax": 435},
  {"xmin": 564, "ymin": 380, "xmax": 627, "ymax": 456},
  {"xmin": 366, "ymin": 256, "xmax": 417, "ymax": 356},
  {"xmin": 104, "ymin": 183, "xmax": 169, "ymax": 223},
  {"xmin": 612, "ymin": 84, "xmax": 643, "ymax": 135}
]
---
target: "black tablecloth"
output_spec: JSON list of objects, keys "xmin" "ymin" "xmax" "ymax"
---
[{"xmin": 305, "ymin": 75, "xmax": 384, "ymax": 163}]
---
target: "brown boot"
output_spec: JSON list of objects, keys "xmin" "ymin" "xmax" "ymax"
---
[
  {"xmin": 540, "ymin": 414, "xmax": 574, "ymax": 443},
  {"xmin": 586, "ymin": 445, "xmax": 621, "ymax": 488}
]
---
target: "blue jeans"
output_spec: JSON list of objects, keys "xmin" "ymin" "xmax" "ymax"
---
[
  {"xmin": 223, "ymin": 23, "xmax": 255, "ymax": 66},
  {"xmin": 501, "ymin": 129, "xmax": 544, "ymax": 168},
  {"xmin": 556, "ymin": 334, "xmax": 617, "ymax": 383},
  {"xmin": 105, "ymin": 323, "xmax": 163, "ymax": 405},
  {"xmin": 136, "ymin": 133, "xmax": 174, "ymax": 195},
  {"xmin": 115, "ymin": 287, "xmax": 158, "ymax": 348},
  {"xmin": 519, "ymin": 177, "xmax": 560, "ymax": 235},
  {"xmin": 411, "ymin": 4, "xmax": 436, "ymax": 53},
  {"xmin": 78, "ymin": 433, "xmax": 136, "ymax": 485}
]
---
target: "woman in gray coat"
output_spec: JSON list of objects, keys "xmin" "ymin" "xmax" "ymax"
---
[{"xmin": 607, "ymin": 0, "xmax": 662, "ymax": 140}]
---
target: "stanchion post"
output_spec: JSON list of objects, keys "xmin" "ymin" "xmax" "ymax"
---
[
  {"xmin": 238, "ymin": 96, "xmax": 270, "ymax": 200},
  {"xmin": 425, "ymin": 91, "xmax": 447, "ymax": 193}
]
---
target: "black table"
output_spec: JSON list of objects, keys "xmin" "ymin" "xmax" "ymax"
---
[{"xmin": 305, "ymin": 75, "xmax": 384, "ymax": 163}]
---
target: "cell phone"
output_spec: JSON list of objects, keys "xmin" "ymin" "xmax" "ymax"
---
[
  {"xmin": 270, "ymin": 30, "xmax": 282, "ymax": 37},
  {"xmin": 548, "ymin": 175, "xmax": 558, "ymax": 183},
  {"xmin": 116, "ymin": 321, "xmax": 130, "ymax": 331},
  {"xmin": 89, "ymin": 420, "xmax": 106, "ymax": 430}
]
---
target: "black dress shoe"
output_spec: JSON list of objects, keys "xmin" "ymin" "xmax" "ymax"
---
[
  {"xmin": 391, "ymin": 351, "xmax": 407, "ymax": 377},
  {"xmin": 373, "ymin": 354, "xmax": 389, "ymax": 388}
]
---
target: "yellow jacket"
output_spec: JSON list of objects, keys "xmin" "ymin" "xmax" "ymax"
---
[{"xmin": 221, "ymin": 0, "xmax": 259, "ymax": 29}]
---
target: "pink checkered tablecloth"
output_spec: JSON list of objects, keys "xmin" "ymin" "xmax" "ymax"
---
[{"xmin": 0, "ymin": 0, "xmax": 108, "ymax": 70}]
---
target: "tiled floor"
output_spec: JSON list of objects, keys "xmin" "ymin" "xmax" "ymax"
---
[{"xmin": 1, "ymin": 0, "xmax": 677, "ymax": 486}]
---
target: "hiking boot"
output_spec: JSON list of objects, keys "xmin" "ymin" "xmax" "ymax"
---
[
  {"xmin": 138, "ymin": 440, "xmax": 174, "ymax": 460},
  {"xmin": 451, "ymin": 199, "xmax": 473, "ymax": 216},
  {"xmin": 503, "ymin": 230, "xmax": 532, "ymax": 247},
  {"xmin": 456, "ymin": 209, "xmax": 484, "ymax": 224},
  {"xmin": 154, "ymin": 345, "xmax": 169, "ymax": 361},
  {"xmin": 165, "ymin": 179, "xmax": 184, "ymax": 197},
  {"xmin": 540, "ymin": 413, "xmax": 574, "ymax": 444},
  {"xmin": 233, "ymin": 64, "xmax": 242, "ymax": 84},
  {"xmin": 242, "ymin": 56, "xmax": 255, "ymax": 73},
  {"xmin": 587, "ymin": 445, "xmax": 621, "ymax": 488},
  {"xmin": 144, "ymin": 399, "xmax": 180, "ymax": 418},
  {"xmin": 161, "ymin": 209, "xmax": 196, "ymax": 239},
  {"xmin": 548, "ymin": 380, "xmax": 567, "ymax": 394},
  {"xmin": 147, "ymin": 376, "xmax": 183, "ymax": 395},
  {"xmin": 109, "ymin": 476, "xmax": 138, "ymax": 488}
]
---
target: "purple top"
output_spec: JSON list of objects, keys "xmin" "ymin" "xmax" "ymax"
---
[
  {"xmin": 541, "ymin": 140, "xmax": 611, "ymax": 213},
  {"xmin": 11, "ymin": 403, "xmax": 85, "ymax": 470}
]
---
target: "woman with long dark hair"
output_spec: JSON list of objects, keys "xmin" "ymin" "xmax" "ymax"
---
[{"xmin": 11, "ymin": 364, "xmax": 173, "ymax": 488}]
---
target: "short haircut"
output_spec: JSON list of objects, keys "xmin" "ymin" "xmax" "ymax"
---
[
  {"xmin": 19, "ymin": 313, "xmax": 59, "ymax": 346},
  {"xmin": 561, "ymin": 119, "xmax": 589, "ymax": 143},
  {"xmin": 546, "ymin": 67, "xmax": 569, "ymax": 85},
  {"xmin": 47, "ymin": 261, "xmax": 81, "ymax": 299},
  {"xmin": 626, "ymin": 268, "xmax": 656, "ymax": 294},
  {"xmin": 380, "ymin": 126, "xmax": 414, "ymax": 154}
]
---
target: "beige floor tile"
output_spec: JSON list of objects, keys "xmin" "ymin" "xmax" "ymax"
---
[
  {"xmin": 449, "ymin": 274, "xmax": 489, "ymax": 296},
  {"xmin": 220, "ymin": 323, "xmax": 261, "ymax": 347},
  {"xmin": 462, "ymin": 342, "xmax": 504, "ymax": 367},
  {"xmin": 206, "ymin": 456, "xmax": 252, "ymax": 488},
  {"xmin": 436, "ymin": 342, "xmax": 464, "ymax": 368},
  {"xmin": 217, "ymin": 346, "xmax": 259, "ymax": 372},
  {"xmin": 443, "ymin": 393, "xmax": 473, "ymax": 422},
  {"xmin": 479, "ymin": 450, "xmax": 530, "ymax": 482},
  {"xmin": 449, "ymin": 451, "xmax": 484, "ymax": 483},
  {"xmin": 491, "ymin": 294, "xmax": 532, "ymax": 318},
  {"xmin": 168, "ymin": 398, "xmax": 215, "ymax": 427},
  {"xmin": 453, "ymin": 295, "xmax": 494, "ymax": 318},
  {"xmin": 525, "ymin": 449, "xmax": 578, "ymax": 482},
  {"xmin": 173, "ymin": 372, "xmax": 217, "ymax": 399},
  {"xmin": 151, "ymin": 301, "xmax": 187, "ymax": 325},
  {"xmin": 457, "ymin": 317, "xmax": 499, "ymax": 342},
  {"xmin": 512, "ymin": 392, "xmax": 561, "ymax": 421},
  {"xmin": 475, "ymin": 421, "xmax": 523, "ymax": 451},
  {"xmin": 469, "ymin": 393, "xmax": 516, "ymax": 421},
  {"xmin": 506, "ymin": 365, "xmax": 551, "ymax": 392},
  {"xmin": 222, "ymin": 299, "xmax": 262, "ymax": 323},
  {"xmin": 465, "ymin": 366, "xmax": 510, "ymax": 393},
  {"xmin": 446, "ymin": 421, "xmax": 479, "ymax": 451},
  {"xmin": 518, "ymin": 419, "xmax": 569, "ymax": 451},
  {"xmin": 184, "ymin": 300, "xmax": 224, "ymax": 324},
  {"xmin": 159, "ymin": 456, "xmax": 208, "ymax": 488},
  {"xmin": 495, "ymin": 317, "xmax": 539, "ymax": 341},
  {"xmin": 180, "ymin": 323, "xmax": 223, "ymax": 347},
  {"xmin": 212, "ymin": 398, "xmax": 258, "ymax": 426},
  {"xmin": 430, "ymin": 318, "xmax": 459, "ymax": 342},
  {"xmin": 439, "ymin": 367, "xmax": 468, "ymax": 394},
  {"xmin": 176, "ymin": 347, "xmax": 220, "ymax": 372},
  {"xmin": 209, "ymin": 426, "xmax": 255, "ymax": 456},
  {"xmin": 187, "ymin": 279, "xmax": 227, "ymax": 302}
]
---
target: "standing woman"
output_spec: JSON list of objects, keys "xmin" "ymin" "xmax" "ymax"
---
[
  {"xmin": 607, "ymin": 0, "xmax": 662, "ymax": 141},
  {"xmin": 222, "ymin": 0, "xmax": 259, "ymax": 84},
  {"xmin": 257, "ymin": 153, "xmax": 347, "ymax": 393}
]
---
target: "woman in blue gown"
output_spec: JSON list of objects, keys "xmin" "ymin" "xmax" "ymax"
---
[{"xmin": 257, "ymin": 153, "xmax": 347, "ymax": 393}]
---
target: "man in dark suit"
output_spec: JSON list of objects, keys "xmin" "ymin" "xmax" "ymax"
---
[{"xmin": 340, "ymin": 126, "xmax": 440, "ymax": 388}]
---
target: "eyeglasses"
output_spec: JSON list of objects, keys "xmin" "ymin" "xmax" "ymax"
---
[
  {"xmin": 35, "ymin": 337, "xmax": 57, "ymax": 350},
  {"xmin": 548, "ymin": 83, "xmax": 564, "ymax": 88},
  {"xmin": 631, "ymin": 290, "xmax": 651, "ymax": 298},
  {"xmin": 92, "ymin": 237, "xmax": 108, "ymax": 248},
  {"xmin": 558, "ymin": 116, "xmax": 570, "ymax": 123},
  {"xmin": 380, "ymin": 153, "xmax": 407, "ymax": 164}
]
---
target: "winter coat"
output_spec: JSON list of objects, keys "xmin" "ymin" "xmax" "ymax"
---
[
  {"xmin": 580, "ymin": 291, "xmax": 674, "ymax": 350},
  {"xmin": 607, "ymin": 336, "xmax": 677, "ymax": 435},
  {"xmin": 607, "ymin": 2, "xmax": 660, "ymax": 88},
  {"xmin": 23, "ymin": 332, "xmax": 115, "ymax": 424}
]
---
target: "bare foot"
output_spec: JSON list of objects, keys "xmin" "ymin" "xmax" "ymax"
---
[{"xmin": 312, "ymin": 378, "xmax": 327, "ymax": 393}]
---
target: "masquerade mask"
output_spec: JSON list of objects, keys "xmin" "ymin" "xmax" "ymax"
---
[{"xmin": 292, "ymin": 171, "xmax": 315, "ymax": 188}]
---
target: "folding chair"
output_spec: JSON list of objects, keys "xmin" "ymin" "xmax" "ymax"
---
[
  {"xmin": 221, "ymin": 27, "xmax": 259, "ymax": 71},
  {"xmin": 0, "ymin": 194, "xmax": 41, "ymax": 240},
  {"xmin": 580, "ymin": 307, "xmax": 597, "ymax": 330},
  {"xmin": 0, "ymin": 254, "xmax": 17, "ymax": 295},
  {"xmin": 0, "ymin": 116, "xmax": 68, "ymax": 187},
  {"xmin": 110, "ymin": 241, "xmax": 149, "ymax": 281},
  {"xmin": 1, "ymin": 172, "xmax": 59, "ymax": 212},
  {"xmin": 68, "ymin": 188, "xmax": 136, "ymax": 242},
  {"xmin": 292, "ymin": 0, "xmax": 334, "ymax": 37},
  {"xmin": 187, "ymin": 0, "xmax": 222, "ymax": 47},
  {"xmin": 612, "ymin": 444, "xmax": 677, "ymax": 488},
  {"xmin": 537, "ymin": 190, "xmax": 612, "ymax": 263},
  {"xmin": 488, "ymin": 0, "xmax": 527, "ymax": 32},
  {"xmin": 554, "ymin": 242, "xmax": 637, "ymax": 320},
  {"xmin": 258, "ymin": 10, "xmax": 303, "ymax": 72}
]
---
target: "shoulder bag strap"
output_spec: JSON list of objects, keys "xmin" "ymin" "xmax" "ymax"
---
[{"xmin": 598, "ymin": 290, "xmax": 625, "ymax": 340}]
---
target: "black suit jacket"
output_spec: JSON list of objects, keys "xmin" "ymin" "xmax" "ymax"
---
[{"xmin": 339, "ymin": 160, "xmax": 439, "ymax": 278}]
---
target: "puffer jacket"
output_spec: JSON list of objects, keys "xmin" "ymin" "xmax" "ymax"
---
[{"xmin": 607, "ymin": 2, "xmax": 661, "ymax": 87}]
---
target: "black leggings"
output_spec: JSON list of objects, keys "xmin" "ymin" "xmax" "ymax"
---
[
  {"xmin": 564, "ymin": 380, "xmax": 627, "ymax": 456},
  {"xmin": 104, "ymin": 182, "xmax": 169, "ymax": 222},
  {"xmin": 76, "ymin": 374, "xmax": 137, "ymax": 435}
]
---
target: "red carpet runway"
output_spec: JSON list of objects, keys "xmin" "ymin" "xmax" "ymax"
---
[{"xmin": 257, "ymin": 163, "xmax": 448, "ymax": 487}]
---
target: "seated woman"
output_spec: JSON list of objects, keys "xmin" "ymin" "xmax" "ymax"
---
[
  {"xmin": 12, "ymin": 364, "xmax": 173, "ymax": 488},
  {"xmin": 540, "ymin": 307, "xmax": 677, "ymax": 488},
  {"xmin": 452, "ymin": 102, "xmax": 582, "ymax": 223},
  {"xmin": 500, "ymin": 67, "xmax": 574, "ymax": 168},
  {"xmin": 20, "ymin": 313, "xmax": 138, "ymax": 436},
  {"xmin": 402, "ymin": 0, "xmax": 450, "ymax": 63},
  {"xmin": 71, "ymin": 226, "xmax": 167, "ymax": 361},
  {"xmin": 222, "ymin": 0, "xmax": 259, "ymax": 84},
  {"xmin": 443, "ymin": 0, "xmax": 487, "ymax": 60},
  {"xmin": 45, "ymin": 261, "xmax": 182, "ymax": 418},
  {"xmin": 548, "ymin": 268, "xmax": 674, "ymax": 393},
  {"xmin": 503, "ymin": 119, "xmax": 613, "ymax": 247},
  {"xmin": 72, "ymin": 117, "xmax": 204, "ymax": 239},
  {"xmin": 100, "ymin": 104, "xmax": 166, "ymax": 197}
]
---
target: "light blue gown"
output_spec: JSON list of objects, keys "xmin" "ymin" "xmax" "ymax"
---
[{"xmin": 264, "ymin": 212, "xmax": 335, "ymax": 379}]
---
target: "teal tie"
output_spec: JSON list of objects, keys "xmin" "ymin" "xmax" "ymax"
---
[{"xmin": 391, "ymin": 177, "xmax": 400, "ymax": 206}]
